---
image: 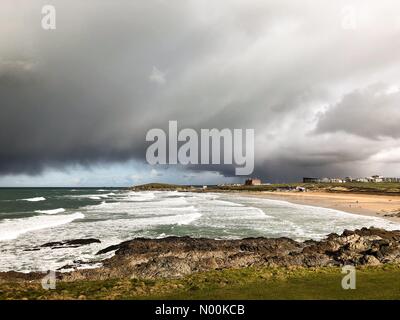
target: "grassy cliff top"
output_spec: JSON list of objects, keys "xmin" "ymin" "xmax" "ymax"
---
[
  {"xmin": 131, "ymin": 183, "xmax": 186, "ymax": 190},
  {"xmin": 131, "ymin": 182, "xmax": 400, "ymax": 195}
]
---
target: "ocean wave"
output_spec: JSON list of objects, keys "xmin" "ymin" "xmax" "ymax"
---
[
  {"xmin": 211, "ymin": 199, "xmax": 245, "ymax": 207},
  {"xmin": 34, "ymin": 208, "xmax": 66, "ymax": 215},
  {"xmin": 88, "ymin": 193, "xmax": 116, "ymax": 200},
  {"xmin": 66, "ymin": 193, "xmax": 116, "ymax": 200},
  {"xmin": 98, "ymin": 193, "xmax": 116, "ymax": 197},
  {"xmin": 165, "ymin": 205, "xmax": 196, "ymax": 212},
  {"xmin": 158, "ymin": 197, "xmax": 188, "ymax": 206},
  {"xmin": 21, "ymin": 197, "xmax": 46, "ymax": 202},
  {"xmin": 124, "ymin": 192, "xmax": 156, "ymax": 202},
  {"xmin": 0, "ymin": 212, "xmax": 85, "ymax": 241},
  {"xmin": 111, "ymin": 211, "xmax": 203, "ymax": 227},
  {"xmin": 176, "ymin": 211, "xmax": 202, "ymax": 225}
]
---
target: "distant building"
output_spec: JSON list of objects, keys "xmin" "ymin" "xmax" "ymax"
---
[
  {"xmin": 245, "ymin": 178, "xmax": 262, "ymax": 186},
  {"xmin": 303, "ymin": 177, "xmax": 320, "ymax": 183},
  {"xmin": 304, "ymin": 174, "xmax": 400, "ymax": 184},
  {"xmin": 367, "ymin": 175, "xmax": 383, "ymax": 183},
  {"xmin": 383, "ymin": 177, "xmax": 400, "ymax": 183},
  {"xmin": 330, "ymin": 178, "xmax": 344, "ymax": 183}
]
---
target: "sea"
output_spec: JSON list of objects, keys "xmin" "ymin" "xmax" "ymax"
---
[{"xmin": 1, "ymin": 188, "xmax": 400, "ymax": 273}]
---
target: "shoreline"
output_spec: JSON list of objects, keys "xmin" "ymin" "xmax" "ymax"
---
[
  {"xmin": 2, "ymin": 189, "xmax": 400, "ymax": 284},
  {"xmin": 243, "ymin": 191, "xmax": 400, "ymax": 223},
  {"xmin": 3, "ymin": 226, "xmax": 400, "ymax": 299}
]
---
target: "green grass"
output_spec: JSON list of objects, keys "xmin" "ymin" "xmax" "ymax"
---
[
  {"xmin": 132, "ymin": 183, "xmax": 186, "ymax": 190},
  {"xmin": 2, "ymin": 265, "xmax": 400, "ymax": 300},
  {"xmin": 209, "ymin": 182, "xmax": 400, "ymax": 195}
]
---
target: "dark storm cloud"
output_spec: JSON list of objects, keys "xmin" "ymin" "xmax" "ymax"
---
[
  {"xmin": 316, "ymin": 84, "xmax": 400, "ymax": 139},
  {"xmin": 1, "ymin": 0, "xmax": 400, "ymax": 180}
]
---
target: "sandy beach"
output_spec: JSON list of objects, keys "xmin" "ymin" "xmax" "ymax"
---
[{"xmin": 247, "ymin": 191, "xmax": 400, "ymax": 223}]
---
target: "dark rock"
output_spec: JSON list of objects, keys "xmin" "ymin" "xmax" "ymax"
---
[
  {"xmin": 57, "ymin": 259, "xmax": 102, "ymax": 271},
  {"xmin": 40, "ymin": 238, "xmax": 101, "ymax": 249},
  {"xmin": 87, "ymin": 227, "xmax": 400, "ymax": 279},
  {"xmin": 4, "ymin": 227, "xmax": 400, "ymax": 282},
  {"xmin": 65, "ymin": 239, "xmax": 101, "ymax": 246},
  {"xmin": 22, "ymin": 238, "xmax": 102, "ymax": 252},
  {"xmin": 41, "ymin": 241, "xmax": 65, "ymax": 248}
]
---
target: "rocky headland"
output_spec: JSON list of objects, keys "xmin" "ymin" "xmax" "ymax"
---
[{"xmin": 2, "ymin": 227, "xmax": 400, "ymax": 283}]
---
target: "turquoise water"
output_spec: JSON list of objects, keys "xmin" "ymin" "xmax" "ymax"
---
[{"xmin": 1, "ymin": 188, "xmax": 400, "ymax": 272}]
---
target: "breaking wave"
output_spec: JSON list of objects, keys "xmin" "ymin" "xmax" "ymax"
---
[
  {"xmin": 0, "ymin": 212, "xmax": 85, "ymax": 241},
  {"xmin": 34, "ymin": 208, "xmax": 66, "ymax": 215},
  {"xmin": 21, "ymin": 197, "xmax": 46, "ymax": 202}
]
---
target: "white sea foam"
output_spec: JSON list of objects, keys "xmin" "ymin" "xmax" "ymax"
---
[
  {"xmin": 211, "ymin": 199, "xmax": 245, "ymax": 207},
  {"xmin": 176, "ymin": 211, "xmax": 202, "ymax": 225},
  {"xmin": 21, "ymin": 197, "xmax": 46, "ymax": 202},
  {"xmin": 89, "ymin": 193, "xmax": 117, "ymax": 200},
  {"xmin": 0, "ymin": 212, "xmax": 84, "ymax": 241},
  {"xmin": 124, "ymin": 192, "xmax": 155, "ymax": 202},
  {"xmin": 34, "ymin": 208, "xmax": 66, "ymax": 215},
  {"xmin": 96, "ymin": 211, "xmax": 202, "ymax": 229},
  {"xmin": 158, "ymin": 197, "xmax": 188, "ymax": 206},
  {"xmin": 66, "ymin": 193, "xmax": 117, "ymax": 200},
  {"xmin": 165, "ymin": 206, "xmax": 197, "ymax": 212}
]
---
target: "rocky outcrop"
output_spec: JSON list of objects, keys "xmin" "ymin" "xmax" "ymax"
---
[
  {"xmin": 2, "ymin": 228, "xmax": 400, "ymax": 282},
  {"xmin": 57, "ymin": 227, "xmax": 400, "ymax": 281},
  {"xmin": 41, "ymin": 238, "xmax": 101, "ymax": 248},
  {"xmin": 24, "ymin": 238, "xmax": 101, "ymax": 251}
]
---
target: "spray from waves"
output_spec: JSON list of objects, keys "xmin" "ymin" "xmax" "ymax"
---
[
  {"xmin": 0, "ymin": 212, "xmax": 85, "ymax": 241},
  {"xmin": 21, "ymin": 197, "xmax": 46, "ymax": 202},
  {"xmin": 34, "ymin": 208, "xmax": 66, "ymax": 215}
]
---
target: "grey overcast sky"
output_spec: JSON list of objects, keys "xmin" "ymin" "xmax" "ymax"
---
[{"xmin": 1, "ymin": 0, "xmax": 400, "ymax": 186}]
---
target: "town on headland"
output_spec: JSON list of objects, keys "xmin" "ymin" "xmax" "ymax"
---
[{"xmin": 131, "ymin": 174, "xmax": 400, "ymax": 196}]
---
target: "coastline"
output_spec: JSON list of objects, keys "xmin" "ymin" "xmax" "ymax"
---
[
  {"xmin": 3, "ymin": 227, "xmax": 400, "ymax": 299},
  {"xmin": 244, "ymin": 191, "xmax": 400, "ymax": 223},
  {"xmin": 3, "ymin": 187, "xmax": 400, "ymax": 300}
]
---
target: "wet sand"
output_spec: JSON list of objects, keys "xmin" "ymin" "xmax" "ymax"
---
[{"xmin": 246, "ymin": 191, "xmax": 400, "ymax": 223}]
